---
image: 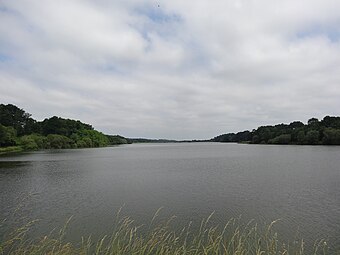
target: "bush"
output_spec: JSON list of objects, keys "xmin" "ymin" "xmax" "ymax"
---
[
  {"xmin": 19, "ymin": 136, "xmax": 38, "ymax": 150},
  {"xmin": 306, "ymin": 130, "xmax": 320, "ymax": 145},
  {"xmin": 268, "ymin": 134, "xmax": 291, "ymax": 144},
  {"xmin": 0, "ymin": 124, "xmax": 17, "ymax": 147},
  {"xmin": 77, "ymin": 137, "xmax": 93, "ymax": 148},
  {"xmin": 297, "ymin": 130, "xmax": 306, "ymax": 144},
  {"xmin": 322, "ymin": 128, "xmax": 340, "ymax": 145},
  {"xmin": 19, "ymin": 134, "xmax": 48, "ymax": 150},
  {"xmin": 46, "ymin": 134, "xmax": 74, "ymax": 149},
  {"xmin": 107, "ymin": 135, "xmax": 129, "ymax": 145},
  {"xmin": 76, "ymin": 130, "xmax": 109, "ymax": 147}
]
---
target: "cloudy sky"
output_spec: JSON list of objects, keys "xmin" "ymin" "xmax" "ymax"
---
[{"xmin": 1, "ymin": 0, "xmax": 340, "ymax": 139}]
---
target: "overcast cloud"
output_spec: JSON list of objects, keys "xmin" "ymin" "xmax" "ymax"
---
[{"xmin": 1, "ymin": 0, "xmax": 340, "ymax": 139}]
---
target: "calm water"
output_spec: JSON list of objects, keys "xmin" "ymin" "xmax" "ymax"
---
[{"xmin": 0, "ymin": 143, "xmax": 340, "ymax": 250}]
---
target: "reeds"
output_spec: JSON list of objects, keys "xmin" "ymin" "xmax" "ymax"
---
[{"xmin": 0, "ymin": 210, "xmax": 331, "ymax": 255}]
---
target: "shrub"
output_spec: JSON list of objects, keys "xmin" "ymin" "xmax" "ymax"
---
[
  {"xmin": 46, "ymin": 134, "xmax": 74, "ymax": 149},
  {"xmin": 0, "ymin": 124, "xmax": 17, "ymax": 147},
  {"xmin": 322, "ymin": 128, "xmax": 340, "ymax": 145},
  {"xmin": 268, "ymin": 134, "xmax": 291, "ymax": 144}
]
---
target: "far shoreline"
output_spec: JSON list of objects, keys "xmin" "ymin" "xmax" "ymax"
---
[{"xmin": 2, "ymin": 141, "xmax": 340, "ymax": 157}]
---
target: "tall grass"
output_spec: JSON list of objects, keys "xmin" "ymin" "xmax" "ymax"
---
[
  {"xmin": 0, "ymin": 210, "xmax": 331, "ymax": 255},
  {"xmin": 0, "ymin": 146, "xmax": 23, "ymax": 155}
]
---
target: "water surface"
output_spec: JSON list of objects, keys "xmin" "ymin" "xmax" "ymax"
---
[{"xmin": 0, "ymin": 143, "xmax": 339, "ymax": 250}]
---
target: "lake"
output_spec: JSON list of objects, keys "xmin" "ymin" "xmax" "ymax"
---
[{"xmin": 0, "ymin": 143, "xmax": 339, "ymax": 251}]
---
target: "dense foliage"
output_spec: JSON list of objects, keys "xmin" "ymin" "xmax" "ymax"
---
[
  {"xmin": 212, "ymin": 116, "xmax": 340, "ymax": 145},
  {"xmin": 0, "ymin": 104, "xmax": 127, "ymax": 151},
  {"xmin": 2, "ymin": 103, "xmax": 340, "ymax": 150},
  {"xmin": 107, "ymin": 135, "xmax": 130, "ymax": 145},
  {"xmin": 0, "ymin": 104, "xmax": 40, "ymax": 136}
]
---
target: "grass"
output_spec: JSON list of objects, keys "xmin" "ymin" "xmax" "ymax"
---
[
  {"xmin": 0, "ymin": 209, "xmax": 333, "ymax": 255},
  {"xmin": 0, "ymin": 146, "xmax": 23, "ymax": 155}
]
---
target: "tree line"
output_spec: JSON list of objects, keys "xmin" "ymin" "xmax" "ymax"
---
[
  {"xmin": 211, "ymin": 116, "xmax": 340, "ymax": 145},
  {"xmin": 2, "ymin": 103, "xmax": 339, "ymax": 150},
  {"xmin": 0, "ymin": 104, "xmax": 129, "ymax": 150}
]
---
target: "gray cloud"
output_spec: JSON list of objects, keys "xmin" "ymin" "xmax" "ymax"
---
[{"xmin": 1, "ymin": 0, "xmax": 340, "ymax": 139}]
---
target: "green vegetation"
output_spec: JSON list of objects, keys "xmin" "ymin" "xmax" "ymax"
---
[
  {"xmin": 2, "ymin": 103, "xmax": 340, "ymax": 149},
  {"xmin": 0, "ymin": 213, "xmax": 331, "ymax": 255},
  {"xmin": 212, "ymin": 116, "xmax": 340, "ymax": 145},
  {"xmin": 0, "ymin": 125, "xmax": 16, "ymax": 147},
  {"xmin": 0, "ymin": 104, "xmax": 128, "ymax": 152},
  {"xmin": 0, "ymin": 146, "xmax": 23, "ymax": 155},
  {"xmin": 107, "ymin": 135, "xmax": 130, "ymax": 145}
]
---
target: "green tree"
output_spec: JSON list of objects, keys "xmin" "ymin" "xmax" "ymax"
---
[
  {"xmin": 268, "ymin": 134, "xmax": 291, "ymax": 144},
  {"xmin": 19, "ymin": 135, "xmax": 38, "ymax": 150},
  {"xmin": 0, "ymin": 124, "xmax": 17, "ymax": 146},
  {"xmin": 289, "ymin": 121, "xmax": 305, "ymax": 129},
  {"xmin": 77, "ymin": 130, "xmax": 109, "ymax": 147},
  {"xmin": 297, "ymin": 130, "xmax": 306, "ymax": 144},
  {"xmin": 41, "ymin": 116, "xmax": 93, "ymax": 137},
  {"xmin": 0, "ymin": 104, "xmax": 129, "ymax": 150},
  {"xmin": 46, "ymin": 134, "xmax": 74, "ymax": 149},
  {"xmin": 252, "ymin": 135, "xmax": 260, "ymax": 144},
  {"xmin": 306, "ymin": 130, "xmax": 319, "ymax": 145},
  {"xmin": 0, "ymin": 104, "xmax": 34, "ymax": 135},
  {"xmin": 321, "ymin": 116, "xmax": 340, "ymax": 129},
  {"xmin": 77, "ymin": 137, "xmax": 93, "ymax": 148},
  {"xmin": 322, "ymin": 128, "xmax": 340, "ymax": 145},
  {"xmin": 19, "ymin": 134, "xmax": 48, "ymax": 150},
  {"xmin": 106, "ymin": 135, "xmax": 129, "ymax": 145}
]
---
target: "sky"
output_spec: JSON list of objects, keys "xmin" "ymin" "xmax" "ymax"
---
[{"xmin": 1, "ymin": 0, "xmax": 340, "ymax": 140}]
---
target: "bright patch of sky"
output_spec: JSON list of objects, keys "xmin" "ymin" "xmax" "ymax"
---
[{"xmin": 1, "ymin": 0, "xmax": 340, "ymax": 140}]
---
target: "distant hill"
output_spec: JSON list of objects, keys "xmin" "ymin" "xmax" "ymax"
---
[{"xmin": 211, "ymin": 117, "xmax": 340, "ymax": 145}]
